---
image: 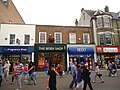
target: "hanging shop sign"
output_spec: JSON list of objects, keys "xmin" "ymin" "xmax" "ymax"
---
[
  {"xmin": 68, "ymin": 47, "xmax": 94, "ymax": 55},
  {"xmin": 96, "ymin": 46, "xmax": 120, "ymax": 53}
]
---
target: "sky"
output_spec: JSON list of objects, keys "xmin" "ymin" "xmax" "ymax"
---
[{"xmin": 12, "ymin": 0, "xmax": 120, "ymax": 26}]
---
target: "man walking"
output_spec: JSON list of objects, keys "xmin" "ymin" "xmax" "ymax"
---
[
  {"xmin": 15, "ymin": 60, "xmax": 24, "ymax": 90},
  {"xmin": 69, "ymin": 62, "xmax": 77, "ymax": 89}
]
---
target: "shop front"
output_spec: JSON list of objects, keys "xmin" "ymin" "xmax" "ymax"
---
[
  {"xmin": 96, "ymin": 46, "xmax": 120, "ymax": 69},
  {"xmin": 34, "ymin": 44, "xmax": 67, "ymax": 71},
  {"xmin": 0, "ymin": 46, "xmax": 34, "ymax": 64},
  {"xmin": 67, "ymin": 45, "xmax": 96, "ymax": 70}
]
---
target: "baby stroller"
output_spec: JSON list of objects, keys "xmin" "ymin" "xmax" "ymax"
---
[{"xmin": 112, "ymin": 69, "xmax": 117, "ymax": 76}]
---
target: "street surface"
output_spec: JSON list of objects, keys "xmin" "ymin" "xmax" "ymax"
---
[{"xmin": 0, "ymin": 70, "xmax": 120, "ymax": 90}]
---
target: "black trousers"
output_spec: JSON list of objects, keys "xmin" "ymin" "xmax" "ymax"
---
[
  {"xmin": 83, "ymin": 80, "xmax": 93, "ymax": 90},
  {"xmin": 0, "ymin": 75, "xmax": 2, "ymax": 85}
]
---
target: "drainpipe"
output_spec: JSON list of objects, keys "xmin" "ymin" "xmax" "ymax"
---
[{"xmin": 116, "ymin": 19, "xmax": 120, "ymax": 44}]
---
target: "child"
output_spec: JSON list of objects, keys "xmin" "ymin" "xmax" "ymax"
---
[{"xmin": 23, "ymin": 64, "xmax": 28, "ymax": 81}]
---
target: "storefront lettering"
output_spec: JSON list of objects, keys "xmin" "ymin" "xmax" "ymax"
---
[
  {"xmin": 55, "ymin": 47, "xmax": 63, "ymax": 50},
  {"xmin": 39, "ymin": 47, "xmax": 45, "ymax": 50},
  {"xmin": 5, "ymin": 48, "xmax": 27, "ymax": 52},
  {"xmin": 38, "ymin": 46, "xmax": 64, "ymax": 51},
  {"xmin": 103, "ymin": 48, "xmax": 118, "ymax": 52},
  {"xmin": 77, "ymin": 48, "xmax": 86, "ymax": 52},
  {"xmin": 46, "ymin": 47, "xmax": 54, "ymax": 50}
]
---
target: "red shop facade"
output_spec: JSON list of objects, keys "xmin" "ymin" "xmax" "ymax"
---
[{"xmin": 96, "ymin": 46, "xmax": 120, "ymax": 65}]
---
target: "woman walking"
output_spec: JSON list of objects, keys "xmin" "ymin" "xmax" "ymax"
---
[
  {"xmin": 46, "ymin": 64, "xmax": 59, "ymax": 90},
  {"xmin": 92, "ymin": 63, "xmax": 104, "ymax": 83}
]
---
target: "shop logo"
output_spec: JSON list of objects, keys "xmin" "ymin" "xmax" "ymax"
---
[
  {"xmin": 77, "ymin": 48, "xmax": 86, "ymax": 52},
  {"xmin": 103, "ymin": 48, "xmax": 118, "ymax": 52}
]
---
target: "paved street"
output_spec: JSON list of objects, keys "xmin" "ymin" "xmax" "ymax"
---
[{"xmin": 0, "ymin": 70, "xmax": 120, "ymax": 90}]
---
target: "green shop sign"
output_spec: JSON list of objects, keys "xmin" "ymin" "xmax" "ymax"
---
[{"xmin": 37, "ymin": 44, "xmax": 66, "ymax": 51}]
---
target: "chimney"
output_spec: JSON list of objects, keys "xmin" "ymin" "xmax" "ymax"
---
[
  {"xmin": 75, "ymin": 19, "xmax": 78, "ymax": 26},
  {"xmin": 81, "ymin": 8, "xmax": 84, "ymax": 11},
  {"xmin": 104, "ymin": 5, "xmax": 109, "ymax": 12}
]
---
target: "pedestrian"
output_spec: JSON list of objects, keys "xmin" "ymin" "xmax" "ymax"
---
[
  {"xmin": 81, "ymin": 64, "xmax": 93, "ymax": 90},
  {"xmin": 43, "ymin": 60, "xmax": 49, "ymax": 78},
  {"xmin": 69, "ymin": 62, "xmax": 77, "ymax": 89},
  {"xmin": 27, "ymin": 62, "xmax": 37, "ymax": 85},
  {"xmin": 111, "ymin": 62, "xmax": 117, "ymax": 76},
  {"xmin": 0, "ymin": 60, "xmax": 3, "ymax": 86},
  {"xmin": 3, "ymin": 60, "xmax": 10, "ymax": 81},
  {"xmin": 59, "ymin": 63, "xmax": 64, "ymax": 76},
  {"xmin": 75, "ymin": 64, "xmax": 82, "ymax": 89},
  {"xmin": 28, "ymin": 61, "xmax": 33, "ymax": 77},
  {"xmin": 56, "ymin": 64, "xmax": 60, "ymax": 75},
  {"xmin": 9, "ymin": 59, "xmax": 13, "ymax": 74},
  {"xmin": 92, "ymin": 63, "xmax": 104, "ymax": 83},
  {"xmin": 46, "ymin": 64, "xmax": 59, "ymax": 90},
  {"xmin": 108, "ymin": 61, "xmax": 112, "ymax": 76},
  {"xmin": 23, "ymin": 64, "xmax": 29, "ymax": 81},
  {"xmin": 10, "ymin": 62, "xmax": 18, "ymax": 84},
  {"xmin": 15, "ymin": 60, "xmax": 24, "ymax": 90}
]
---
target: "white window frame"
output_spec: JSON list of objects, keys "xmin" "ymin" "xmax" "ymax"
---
[
  {"xmin": 9, "ymin": 34, "xmax": 16, "ymax": 45},
  {"xmin": 69, "ymin": 33, "xmax": 76, "ymax": 43},
  {"xmin": 39, "ymin": 32, "xmax": 46, "ymax": 43},
  {"xmin": 97, "ymin": 17, "xmax": 102, "ymax": 28},
  {"xmin": 105, "ymin": 33, "xmax": 112, "ymax": 45},
  {"xmin": 83, "ymin": 33, "xmax": 90, "ymax": 44},
  {"xmin": 24, "ymin": 34, "xmax": 30, "ymax": 45},
  {"xmin": 104, "ymin": 16, "xmax": 110, "ymax": 27},
  {"xmin": 54, "ymin": 32, "xmax": 62, "ymax": 43},
  {"xmin": 99, "ymin": 34, "xmax": 104, "ymax": 45}
]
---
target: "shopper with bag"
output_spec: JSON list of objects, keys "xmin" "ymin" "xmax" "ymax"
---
[{"xmin": 92, "ymin": 63, "xmax": 104, "ymax": 83}]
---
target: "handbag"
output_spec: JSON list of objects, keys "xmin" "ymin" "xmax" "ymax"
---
[{"xmin": 97, "ymin": 73, "xmax": 102, "ymax": 77}]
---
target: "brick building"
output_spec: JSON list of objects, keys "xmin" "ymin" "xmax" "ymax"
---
[
  {"xmin": 34, "ymin": 25, "xmax": 95, "ymax": 70},
  {"xmin": 0, "ymin": 0, "xmax": 24, "ymax": 24},
  {"xmin": 78, "ymin": 6, "xmax": 120, "ymax": 69}
]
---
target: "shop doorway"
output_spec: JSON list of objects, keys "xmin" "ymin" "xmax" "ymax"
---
[{"xmin": 38, "ymin": 52, "xmax": 66, "ymax": 70}]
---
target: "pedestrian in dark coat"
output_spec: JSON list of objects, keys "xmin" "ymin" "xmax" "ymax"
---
[{"xmin": 81, "ymin": 65, "xmax": 93, "ymax": 90}]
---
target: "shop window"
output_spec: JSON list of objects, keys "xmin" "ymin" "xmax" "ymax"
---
[
  {"xmin": 54, "ymin": 32, "xmax": 62, "ymax": 43},
  {"xmin": 39, "ymin": 32, "xmax": 46, "ymax": 43},
  {"xmin": 83, "ymin": 33, "xmax": 90, "ymax": 44},
  {"xmin": 9, "ymin": 34, "xmax": 15, "ymax": 44},
  {"xmin": 97, "ymin": 17, "xmax": 102, "ymax": 28},
  {"xmin": 24, "ymin": 34, "xmax": 30, "ymax": 45},
  {"xmin": 106, "ymin": 33, "xmax": 112, "ymax": 45},
  {"xmin": 99, "ymin": 34, "xmax": 104, "ymax": 45},
  {"xmin": 104, "ymin": 16, "xmax": 110, "ymax": 27},
  {"xmin": 69, "ymin": 33, "xmax": 76, "ymax": 43}
]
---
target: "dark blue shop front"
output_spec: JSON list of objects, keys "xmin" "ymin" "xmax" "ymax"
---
[
  {"xmin": 0, "ymin": 46, "xmax": 34, "ymax": 64},
  {"xmin": 68, "ymin": 47, "xmax": 95, "ymax": 69}
]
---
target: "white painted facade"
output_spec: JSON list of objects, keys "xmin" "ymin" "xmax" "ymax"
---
[
  {"xmin": 78, "ymin": 10, "xmax": 91, "ymax": 27},
  {"xmin": 0, "ymin": 24, "xmax": 36, "ymax": 62},
  {"xmin": 0, "ymin": 24, "xmax": 35, "ymax": 46}
]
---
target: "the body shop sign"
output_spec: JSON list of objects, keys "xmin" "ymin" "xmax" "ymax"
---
[{"xmin": 38, "ymin": 46, "xmax": 66, "ymax": 51}]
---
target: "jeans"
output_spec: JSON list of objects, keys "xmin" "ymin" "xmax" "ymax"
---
[
  {"xmin": 69, "ymin": 75, "xmax": 77, "ymax": 88},
  {"xmin": 28, "ymin": 72, "xmax": 36, "ymax": 85},
  {"xmin": 16, "ymin": 74, "xmax": 22, "ymax": 89}
]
